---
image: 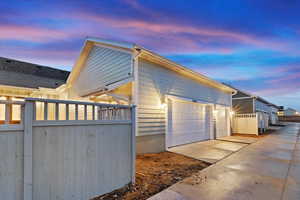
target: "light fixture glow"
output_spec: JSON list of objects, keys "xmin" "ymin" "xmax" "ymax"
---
[
  {"xmin": 160, "ymin": 103, "xmax": 167, "ymax": 109},
  {"xmin": 213, "ymin": 110, "xmax": 218, "ymax": 115}
]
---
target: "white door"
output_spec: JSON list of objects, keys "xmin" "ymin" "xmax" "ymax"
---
[
  {"xmin": 167, "ymin": 99, "xmax": 211, "ymax": 147},
  {"xmin": 215, "ymin": 106, "xmax": 230, "ymax": 138}
]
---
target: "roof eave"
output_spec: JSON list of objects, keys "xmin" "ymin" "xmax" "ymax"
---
[
  {"xmin": 138, "ymin": 48, "xmax": 236, "ymax": 93},
  {"xmin": 68, "ymin": 37, "xmax": 236, "ymax": 94}
]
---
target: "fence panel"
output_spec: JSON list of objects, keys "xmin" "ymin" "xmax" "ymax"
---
[
  {"xmin": 32, "ymin": 122, "xmax": 132, "ymax": 200},
  {"xmin": 0, "ymin": 98, "xmax": 135, "ymax": 200},
  {"xmin": 0, "ymin": 128, "xmax": 24, "ymax": 200},
  {"xmin": 232, "ymin": 113, "xmax": 259, "ymax": 135}
]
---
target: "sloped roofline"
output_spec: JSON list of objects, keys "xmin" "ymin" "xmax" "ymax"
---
[
  {"xmin": 226, "ymin": 83, "xmax": 279, "ymax": 107},
  {"xmin": 67, "ymin": 37, "xmax": 236, "ymax": 93}
]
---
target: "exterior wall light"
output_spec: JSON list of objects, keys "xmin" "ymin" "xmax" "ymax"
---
[
  {"xmin": 160, "ymin": 95, "xmax": 166, "ymax": 109},
  {"xmin": 213, "ymin": 110, "xmax": 218, "ymax": 116},
  {"xmin": 160, "ymin": 103, "xmax": 167, "ymax": 109}
]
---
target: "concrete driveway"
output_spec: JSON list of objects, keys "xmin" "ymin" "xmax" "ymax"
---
[
  {"xmin": 150, "ymin": 123, "xmax": 300, "ymax": 200},
  {"xmin": 168, "ymin": 140, "xmax": 248, "ymax": 164}
]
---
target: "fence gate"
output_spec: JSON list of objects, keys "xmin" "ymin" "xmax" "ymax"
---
[
  {"xmin": 232, "ymin": 113, "xmax": 259, "ymax": 135},
  {"xmin": 0, "ymin": 98, "xmax": 136, "ymax": 200}
]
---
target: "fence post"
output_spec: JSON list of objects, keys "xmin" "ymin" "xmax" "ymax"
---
[
  {"xmin": 130, "ymin": 105, "xmax": 136, "ymax": 184},
  {"xmin": 23, "ymin": 100, "xmax": 33, "ymax": 200}
]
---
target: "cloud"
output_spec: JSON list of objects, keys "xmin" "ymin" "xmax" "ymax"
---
[
  {"xmin": 0, "ymin": 24, "xmax": 69, "ymax": 42},
  {"xmin": 0, "ymin": 45, "xmax": 76, "ymax": 70},
  {"xmin": 68, "ymin": 12, "xmax": 286, "ymax": 54}
]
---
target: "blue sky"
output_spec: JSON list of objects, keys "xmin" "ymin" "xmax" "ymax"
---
[{"xmin": 0, "ymin": 0, "xmax": 299, "ymax": 110}]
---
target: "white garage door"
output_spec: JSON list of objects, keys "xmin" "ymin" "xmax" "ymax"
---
[
  {"xmin": 215, "ymin": 106, "xmax": 230, "ymax": 138},
  {"xmin": 167, "ymin": 99, "xmax": 211, "ymax": 148}
]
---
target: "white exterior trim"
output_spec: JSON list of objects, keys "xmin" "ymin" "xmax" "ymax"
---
[
  {"xmin": 232, "ymin": 96, "xmax": 254, "ymax": 100},
  {"xmin": 132, "ymin": 50, "xmax": 141, "ymax": 137}
]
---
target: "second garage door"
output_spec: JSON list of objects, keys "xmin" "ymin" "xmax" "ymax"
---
[
  {"xmin": 215, "ymin": 106, "xmax": 230, "ymax": 138},
  {"xmin": 167, "ymin": 98, "xmax": 211, "ymax": 148}
]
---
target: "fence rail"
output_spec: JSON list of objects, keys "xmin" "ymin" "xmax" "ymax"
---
[
  {"xmin": 0, "ymin": 99, "xmax": 24, "ymax": 125},
  {"xmin": 29, "ymin": 98, "xmax": 131, "ymax": 121},
  {"xmin": 233, "ymin": 113, "xmax": 257, "ymax": 118},
  {"xmin": 0, "ymin": 98, "xmax": 132, "ymax": 126}
]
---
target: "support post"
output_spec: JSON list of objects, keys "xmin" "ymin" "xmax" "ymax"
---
[
  {"xmin": 23, "ymin": 100, "xmax": 33, "ymax": 200},
  {"xmin": 5, "ymin": 103, "xmax": 12, "ymax": 124},
  {"xmin": 130, "ymin": 106, "xmax": 136, "ymax": 184}
]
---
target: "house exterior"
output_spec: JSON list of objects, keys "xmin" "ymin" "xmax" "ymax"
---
[
  {"xmin": 66, "ymin": 38, "xmax": 236, "ymax": 153},
  {"xmin": 232, "ymin": 89, "xmax": 271, "ymax": 114},
  {"xmin": 0, "ymin": 57, "xmax": 69, "ymax": 123},
  {"xmin": 278, "ymin": 107, "xmax": 298, "ymax": 116},
  {"xmin": 230, "ymin": 87, "xmax": 275, "ymax": 133}
]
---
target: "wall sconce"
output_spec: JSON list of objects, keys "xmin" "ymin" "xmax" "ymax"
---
[
  {"xmin": 160, "ymin": 96, "xmax": 167, "ymax": 109},
  {"xmin": 213, "ymin": 110, "xmax": 218, "ymax": 116},
  {"xmin": 230, "ymin": 111, "xmax": 235, "ymax": 116}
]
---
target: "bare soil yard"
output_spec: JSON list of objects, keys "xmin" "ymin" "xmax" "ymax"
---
[{"xmin": 93, "ymin": 151, "xmax": 210, "ymax": 200}]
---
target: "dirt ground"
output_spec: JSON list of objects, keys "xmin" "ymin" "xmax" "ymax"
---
[{"xmin": 93, "ymin": 152, "xmax": 210, "ymax": 200}]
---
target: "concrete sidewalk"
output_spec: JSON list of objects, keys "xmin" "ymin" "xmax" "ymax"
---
[{"xmin": 149, "ymin": 124, "xmax": 300, "ymax": 200}]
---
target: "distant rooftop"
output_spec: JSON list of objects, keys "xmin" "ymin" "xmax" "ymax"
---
[
  {"xmin": 223, "ymin": 83, "xmax": 280, "ymax": 108},
  {"xmin": 0, "ymin": 57, "xmax": 70, "ymax": 89}
]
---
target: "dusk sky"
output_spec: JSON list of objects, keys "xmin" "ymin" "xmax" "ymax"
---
[{"xmin": 0, "ymin": 0, "xmax": 299, "ymax": 110}]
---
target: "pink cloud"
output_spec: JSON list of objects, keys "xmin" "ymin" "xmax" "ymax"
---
[
  {"xmin": 254, "ymin": 81, "xmax": 300, "ymax": 96},
  {"xmin": 0, "ymin": 46, "xmax": 76, "ymax": 69},
  {"xmin": 74, "ymin": 12, "xmax": 283, "ymax": 51},
  {"xmin": 268, "ymin": 72, "xmax": 300, "ymax": 84},
  {"xmin": 0, "ymin": 25, "xmax": 69, "ymax": 42}
]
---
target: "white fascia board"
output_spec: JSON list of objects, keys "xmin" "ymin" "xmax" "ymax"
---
[
  {"xmin": 166, "ymin": 94, "xmax": 230, "ymax": 106},
  {"xmin": 232, "ymin": 96, "xmax": 255, "ymax": 100},
  {"xmin": 138, "ymin": 50, "xmax": 235, "ymax": 94},
  {"xmin": 86, "ymin": 37, "xmax": 135, "ymax": 50}
]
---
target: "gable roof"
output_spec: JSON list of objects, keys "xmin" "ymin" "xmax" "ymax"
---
[
  {"xmin": 67, "ymin": 37, "xmax": 236, "ymax": 94},
  {"xmin": 225, "ymin": 83, "xmax": 280, "ymax": 107},
  {"xmin": 0, "ymin": 57, "xmax": 70, "ymax": 89}
]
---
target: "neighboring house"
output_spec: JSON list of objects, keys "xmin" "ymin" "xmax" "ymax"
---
[
  {"xmin": 66, "ymin": 37, "xmax": 236, "ymax": 153},
  {"xmin": 231, "ymin": 87, "xmax": 271, "ymax": 115},
  {"xmin": 0, "ymin": 57, "xmax": 69, "ymax": 123},
  {"xmin": 278, "ymin": 107, "xmax": 298, "ymax": 116},
  {"xmin": 227, "ymin": 86, "xmax": 274, "ymax": 133}
]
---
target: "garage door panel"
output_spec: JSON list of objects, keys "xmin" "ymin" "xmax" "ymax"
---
[
  {"xmin": 167, "ymin": 99, "xmax": 211, "ymax": 147},
  {"xmin": 215, "ymin": 106, "xmax": 230, "ymax": 138}
]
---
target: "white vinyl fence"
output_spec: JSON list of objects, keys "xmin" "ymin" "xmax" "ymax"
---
[
  {"xmin": 232, "ymin": 113, "xmax": 259, "ymax": 135},
  {"xmin": 232, "ymin": 112, "xmax": 269, "ymax": 135},
  {"xmin": 0, "ymin": 98, "xmax": 136, "ymax": 200}
]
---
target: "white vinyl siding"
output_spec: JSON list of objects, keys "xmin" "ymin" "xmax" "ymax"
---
[
  {"xmin": 137, "ymin": 58, "xmax": 231, "ymax": 136},
  {"xmin": 255, "ymin": 100, "xmax": 270, "ymax": 113},
  {"xmin": 73, "ymin": 45, "xmax": 132, "ymax": 96}
]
